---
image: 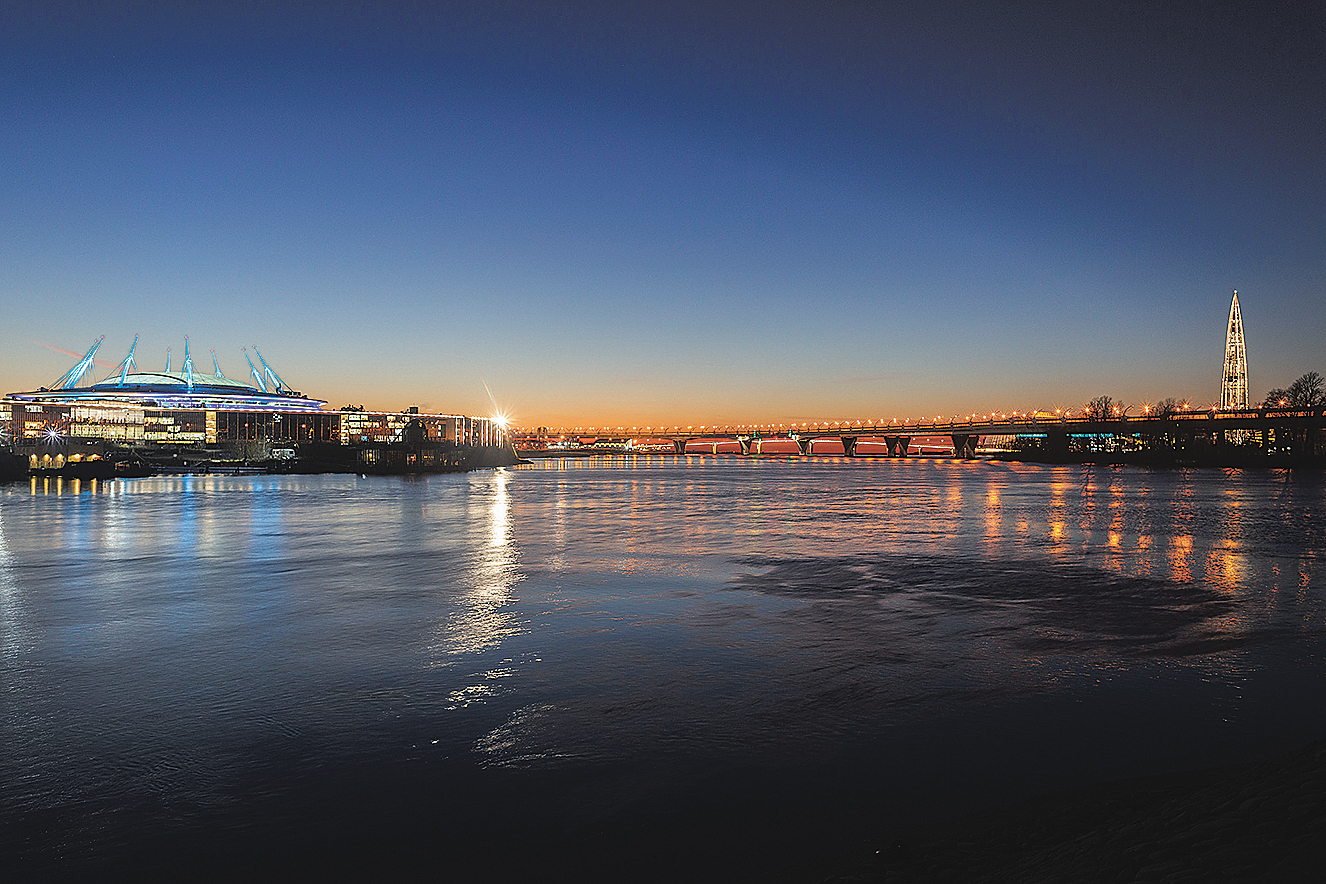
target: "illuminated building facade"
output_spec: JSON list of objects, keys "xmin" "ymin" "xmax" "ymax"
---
[
  {"xmin": 1221, "ymin": 290, "xmax": 1249, "ymax": 410},
  {"xmin": 3, "ymin": 339, "xmax": 507, "ymax": 456},
  {"xmin": 337, "ymin": 409, "xmax": 499, "ymax": 447}
]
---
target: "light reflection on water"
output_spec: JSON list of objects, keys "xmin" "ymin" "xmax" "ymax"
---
[
  {"xmin": 2, "ymin": 458, "xmax": 1326, "ymax": 879},
  {"xmin": 432, "ymin": 469, "xmax": 523, "ymax": 660}
]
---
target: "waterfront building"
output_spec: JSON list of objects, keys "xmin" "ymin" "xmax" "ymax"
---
[
  {"xmin": 2, "ymin": 339, "xmax": 506, "ymax": 466},
  {"xmin": 1221, "ymin": 290, "xmax": 1249, "ymax": 410}
]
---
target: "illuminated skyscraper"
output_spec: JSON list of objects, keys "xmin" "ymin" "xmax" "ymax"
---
[{"xmin": 1221, "ymin": 290, "xmax": 1248, "ymax": 410}]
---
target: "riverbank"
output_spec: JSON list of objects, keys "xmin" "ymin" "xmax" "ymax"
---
[
  {"xmin": 2, "ymin": 441, "xmax": 522, "ymax": 479},
  {"xmin": 822, "ymin": 739, "xmax": 1326, "ymax": 883}
]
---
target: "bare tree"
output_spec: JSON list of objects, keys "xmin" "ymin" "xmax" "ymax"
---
[
  {"xmin": 1152, "ymin": 398, "xmax": 1181, "ymax": 417},
  {"xmin": 1264, "ymin": 388, "xmax": 1289, "ymax": 408},
  {"xmin": 1287, "ymin": 372, "xmax": 1325, "ymax": 408},
  {"xmin": 1085, "ymin": 395, "xmax": 1117, "ymax": 421},
  {"xmin": 1264, "ymin": 373, "xmax": 1323, "ymax": 409}
]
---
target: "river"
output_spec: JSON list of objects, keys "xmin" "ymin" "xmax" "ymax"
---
[{"xmin": 2, "ymin": 456, "xmax": 1324, "ymax": 880}]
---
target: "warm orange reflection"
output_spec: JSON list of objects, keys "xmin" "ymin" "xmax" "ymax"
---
[
  {"xmin": 1215, "ymin": 543, "xmax": 1244, "ymax": 590},
  {"xmin": 984, "ymin": 485, "xmax": 1002, "ymax": 540},
  {"xmin": 1047, "ymin": 478, "xmax": 1067, "ymax": 542},
  {"xmin": 499, "ymin": 458, "xmax": 1302, "ymax": 649},
  {"xmin": 1134, "ymin": 534, "xmax": 1154, "ymax": 576},
  {"xmin": 1169, "ymin": 534, "xmax": 1194, "ymax": 582}
]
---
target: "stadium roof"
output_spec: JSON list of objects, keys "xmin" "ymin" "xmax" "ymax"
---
[
  {"xmin": 88, "ymin": 372, "xmax": 260, "ymax": 392},
  {"xmin": 7, "ymin": 338, "xmax": 327, "ymax": 412}
]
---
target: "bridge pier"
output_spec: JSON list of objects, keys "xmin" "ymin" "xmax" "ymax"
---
[
  {"xmin": 951, "ymin": 434, "xmax": 976, "ymax": 459},
  {"xmin": 738, "ymin": 437, "xmax": 752, "ymax": 456},
  {"xmin": 1046, "ymin": 432, "xmax": 1069, "ymax": 458},
  {"xmin": 673, "ymin": 439, "xmax": 688, "ymax": 455},
  {"xmin": 796, "ymin": 437, "xmax": 812, "ymax": 456},
  {"xmin": 841, "ymin": 436, "xmax": 858, "ymax": 457},
  {"xmin": 884, "ymin": 435, "xmax": 911, "ymax": 457}
]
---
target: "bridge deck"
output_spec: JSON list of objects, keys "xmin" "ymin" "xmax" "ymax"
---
[{"xmin": 514, "ymin": 408, "xmax": 1324, "ymax": 444}]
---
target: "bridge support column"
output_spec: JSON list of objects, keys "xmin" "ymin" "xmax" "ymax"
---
[
  {"xmin": 841, "ymin": 436, "xmax": 858, "ymax": 457},
  {"xmin": 885, "ymin": 435, "xmax": 911, "ymax": 457},
  {"xmin": 674, "ymin": 439, "xmax": 688, "ymax": 455},
  {"xmin": 951, "ymin": 434, "xmax": 976, "ymax": 458},
  {"xmin": 738, "ymin": 437, "xmax": 752, "ymax": 456},
  {"xmin": 1047, "ymin": 432, "xmax": 1069, "ymax": 459},
  {"xmin": 796, "ymin": 437, "xmax": 812, "ymax": 456}
]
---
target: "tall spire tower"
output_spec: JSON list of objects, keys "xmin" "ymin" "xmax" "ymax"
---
[{"xmin": 1221, "ymin": 290, "xmax": 1248, "ymax": 410}]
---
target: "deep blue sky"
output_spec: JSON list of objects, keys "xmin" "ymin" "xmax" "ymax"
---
[{"xmin": 3, "ymin": 1, "xmax": 1323, "ymax": 426}]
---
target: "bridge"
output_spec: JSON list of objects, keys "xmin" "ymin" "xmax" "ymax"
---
[{"xmin": 512, "ymin": 407, "xmax": 1326, "ymax": 459}]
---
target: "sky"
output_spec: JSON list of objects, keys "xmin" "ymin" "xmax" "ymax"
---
[{"xmin": 2, "ymin": 1, "xmax": 1323, "ymax": 428}]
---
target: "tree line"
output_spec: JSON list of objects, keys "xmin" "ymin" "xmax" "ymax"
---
[
  {"xmin": 1263, "ymin": 371, "xmax": 1325, "ymax": 409},
  {"xmin": 1081, "ymin": 372, "xmax": 1324, "ymax": 421}
]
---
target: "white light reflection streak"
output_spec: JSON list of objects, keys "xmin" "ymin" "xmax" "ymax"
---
[
  {"xmin": 0, "ymin": 504, "xmax": 33, "ymax": 679},
  {"xmin": 432, "ymin": 469, "xmax": 524, "ymax": 659},
  {"xmin": 491, "ymin": 468, "xmax": 509, "ymax": 549}
]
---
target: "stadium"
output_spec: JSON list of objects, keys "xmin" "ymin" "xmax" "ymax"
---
[{"xmin": 3, "ymin": 338, "xmax": 509, "ymax": 474}]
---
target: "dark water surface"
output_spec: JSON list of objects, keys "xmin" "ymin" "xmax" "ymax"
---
[{"xmin": 3, "ymin": 457, "xmax": 1324, "ymax": 880}]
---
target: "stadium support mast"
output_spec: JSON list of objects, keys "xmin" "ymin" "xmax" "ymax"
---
[
  {"xmin": 51, "ymin": 337, "xmax": 104, "ymax": 389},
  {"xmin": 114, "ymin": 336, "xmax": 139, "ymax": 386},
  {"xmin": 252, "ymin": 349, "xmax": 290, "ymax": 394},
  {"xmin": 243, "ymin": 349, "xmax": 266, "ymax": 392},
  {"xmin": 1221, "ymin": 290, "xmax": 1249, "ymax": 410},
  {"xmin": 182, "ymin": 337, "xmax": 196, "ymax": 391}
]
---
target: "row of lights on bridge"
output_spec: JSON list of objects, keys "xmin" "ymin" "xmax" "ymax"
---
[{"xmin": 514, "ymin": 401, "xmax": 1209, "ymax": 436}]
